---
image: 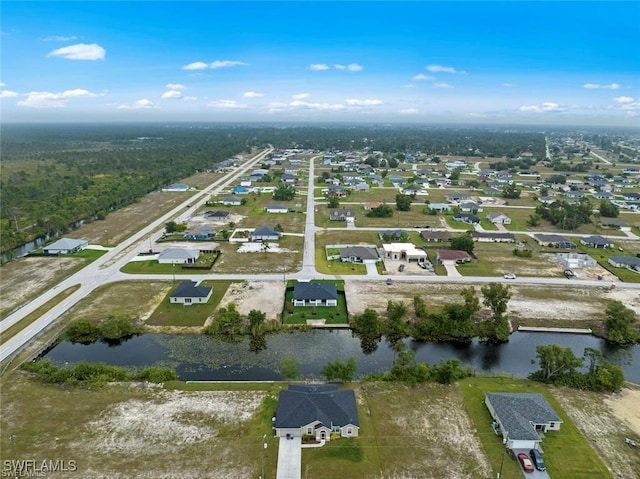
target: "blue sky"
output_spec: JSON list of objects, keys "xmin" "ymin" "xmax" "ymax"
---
[{"xmin": 1, "ymin": 1, "xmax": 639, "ymax": 125}]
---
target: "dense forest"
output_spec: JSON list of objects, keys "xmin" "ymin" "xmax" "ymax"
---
[{"xmin": 0, "ymin": 123, "xmax": 547, "ymax": 255}]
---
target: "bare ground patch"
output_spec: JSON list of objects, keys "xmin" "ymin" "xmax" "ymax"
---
[
  {"xmin": 552, "ymin": 387, "xmax": 640, "ymax": 479},
  {"xmin": 218, "ymin": 280, "xmax": 285, "ymax": 320}
]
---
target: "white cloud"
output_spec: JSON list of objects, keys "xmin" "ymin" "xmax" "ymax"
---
[
  {"xmin": 403, "ymin": 84, "xmax": 416, "ymax": 89},
  {"xmin": 47, "ymin": 43, "xmax": 105, "ymax": 60},
  {"xmin": 18, "ymin": 89, "xmax": 98, "ymax": 108},
  {"xmin": 292, "ymin": 93, "xmax": 310, "ymax": 101},
  {"xmin": 426, "ymin": 64, "xmax": 465, "ymax": 74},
  {"xmin": 243, "ymin": 91, "xmax": 264, "ymax": 98},
  {"xmin": 345, "ymin": 98, "xmax": 383, "ymax": 106},
  {"xmin": 310, "ymin": 64, "xmax": 330, "ymax": 71},
  {"xmin": 208, "ymin": 99, "xmax": 247, "ymax": 109},
  {"xmin": 0, "ymin": 90, "xmax": 18, "ymax": 99},
  {"xmin": 613, "ymin": 96, "xmax": 634, "ymax": 104},
  {"xmin": 519, "ymin": 102, "xmax": 565, "ymax": 113},
  {"xmin": 346, "ymin": 63, "xmax": 362, "ymax": 72},
  {"xmin": 42, "ymin": 35, "xmax": 77, "ymax": 42},
  {"xmin": 0, "ymin": 82, "xmax": 5, "ymax": 87},
  {"xmin": 583, "ymin": 83, "xmax": 620, "ymax": 90},
  {"xmin": 183, "ymin": 96, "xmax": 197, "ymax": 101},
  {"xmin": 166, "ymin": 83, "xmax": 186, "ymax": 90},
  {"xmin": 432, "ymin": 82, "xmax": 453, "ymax": 89},
  {"xmin": 289, "ymin": 100, "xmax": 346, "ymax": 111},
  {"xmin": 182, "ymin": 61, "xmax": 209, "ymax": 70},
  {"xmin": 210, "ymin": 60, "xmax": 247, "ymax": 69},
  {"xmin": 399, "ymin": 108, "xmax": 419, "ymax": 114},
  {"xmin": 161, "ymin": 90, "xmax": 182, "ymax": 100},
  {"xmin": 117, "ymin": 99, "xmax": 154, "ymax": 110},
  {"xmin": 412, "ymin": 74, "xmax": 434, "ymax": 81},
  {"xmin": 502, "ymin": 83, "xmax": 513, "ymax": 87}
]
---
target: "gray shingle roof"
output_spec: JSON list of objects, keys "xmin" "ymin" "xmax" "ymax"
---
[
  {"xmin": 44, "ymin": 238, "xmax": 88, "ymax": 251},
  {"xmin": 486, "ymin": 393, "xmax": 562, "ymax": 441},
  {"xmin": 339, "ymin": 246, "xmax": 379, "ymax": 260},
  {"xmin": 275, "ymin": 384, "xmax": 359, "ymax": 429},
  {"xmin": 170, "ymin": 281, "xmax": 212, "ymax": 299},
  {"xmin": 293, "ymin": 282, "xmax": 337, "ymax": 301}
]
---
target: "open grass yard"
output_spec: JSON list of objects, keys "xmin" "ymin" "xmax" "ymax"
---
[
  {"xmin": 146, "ymin": 280, "xmax": 234, "ymax": 327},
  {"xmin": 179, "ymin": 169, "xmax": 228, "ymax": 189},
  {"xmin": 283, "ymin": 280, "xmax": 348, "ymax": 324},
  {"xmin": 0, "ymin": 256, "xmax": 90, "ymax": 319},
  {"xmin": 315, "ymin": 205, "xmax": 347, "ymax": 228},
  {"xmin": 344, "ymin": 188, "xmax": 405, "ymax": 204},
  {"xmin": 351, "ymin": 207, "xmax": 441, "ymax": 229},
  {"xmin": 68, "ymin": 190, "xmax": 197, "ymax": 246},
  {"xmin": 575, "ymin": 240, "xmax": 640, "ymax": 283},
  {"xmin": 0, "ymin": 372, "xmax": 280, "ymax": 479},
  {"xmin": 120, "ymin": 252, "xmax": 218, "ymax": 274},
  {"xmin": 460, "ymin": 377, "xmax": 613, "ymax": 479},
  {"xmin": 213, "ymin": 235, "xmax": 303, "ymax": 274},
  {"xmin": 315, "ymin": 230, "xmax": 381, "ymax": 275},
  {"xmin": 302, "ymin": 382, "xmax": 492, "ymax": 479}
]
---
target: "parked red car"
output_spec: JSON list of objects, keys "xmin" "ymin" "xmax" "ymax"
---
[{"xmin": 518, "ymin": 453, "xmax": 534, "ymax": 473}]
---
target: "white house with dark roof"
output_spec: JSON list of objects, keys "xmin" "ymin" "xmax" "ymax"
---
[
  {"xmin": 293, "ymin": 282, "xmax": 338, "ymax": 307},
  {"xmin": 580, "ymin": 235, "xmax": 614, "ymax": 249},
  {"xmin": 222, "ymin": 196, "xmax": 242, "ymax": 206},
  {"xmin": 170, "ymin": 281, "xmax": 213, "ymax": 305},
  {"xmin": 274, "ymin": 384, "xmax": 359, "ymax": 441},
  {"xmin": 485, "ymin": 393, "xmax": 562, "ymax": 450},
  {"xmin": 43, "ymin": 237, "xmax": 89, "ymax": 255},
  {"xmin": 339, "ymin": 246, "xmax": 380, "ymax": 264},
  {"xmin": 265, "ymin": 204, "xmax": 289, "ymax": 214},
  {"xmin": 486, "ymin": 212, "xmax": 511, "ymax": 225},
  {"xmin": 250, "ymin": 225, "xmax": 282, "ymax": 242}
]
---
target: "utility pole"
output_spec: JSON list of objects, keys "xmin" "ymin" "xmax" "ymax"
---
[
  {"xmin": 497, "ymin": 432, "xmax": 508, "ymax": 479},
  {"xmin": 260, "ymin": 434, "xmax": 267, "ymax": 479}
]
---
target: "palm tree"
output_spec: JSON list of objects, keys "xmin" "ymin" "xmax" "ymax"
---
[{"xmin": 261, "ymin": 240, "xmax": 270, "ymax": 258}]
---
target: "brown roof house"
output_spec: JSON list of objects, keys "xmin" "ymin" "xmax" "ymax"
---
[{"xmin": 437, "ymin": 249, "xmax": 472, "ymax": 264}]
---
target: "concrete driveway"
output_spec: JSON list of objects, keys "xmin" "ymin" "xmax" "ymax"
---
[
  {"xmin": 512, "ymin": 448, "xmax": 550, "ymax": 479},
  {"xmin": 365, "ymin": 262, "xmax": 379, "ymax": 276},
  {"xmin": 276, "ymin": 436, "xmax": 301, "ymax": 479}
]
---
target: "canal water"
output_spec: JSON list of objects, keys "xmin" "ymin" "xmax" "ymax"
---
[{"xmin": 42, "ymin": 330, "xmax": 640, "ymax": 382}]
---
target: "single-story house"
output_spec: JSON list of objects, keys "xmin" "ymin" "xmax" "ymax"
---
[
  {"xmin": 453, "ymin": 213, "xmax": 480, "ymax": 224},
  {"xmin": 486, "ymin": 212, "xmax": 512, "ymax": 225},
  {"xmin": 436, "ymin": 249, "xmax": 471, "ymax": 263},
  {"xmin": 293, "ymin": 281, "xmax": 338, "ymax": 307},
  {"xmin": 378, "ymin": 229, "xmax": 408, "ymax": 241},
  {"xmin": 538, "ymin": 196, "xmax": 556, "ymax": 205},
  {"xmin": 446, "ymin": 193, "xmax": 468, "ymax": 203},
  {"xmin": 421, "ymin": 231, "xmax": 452, "ymax": 243},
  {"xmin": 274, "ymin": 384, "xmax": 359, "ymax": 441},
  {"xmin": 339, "ymin": 246, "xmax": 380, "ymax": 264},
  {"xmin": 327, "ymin": 185, "xmax": 348, "ymax": 198},
  {"xmin": 281, "ymin": 173, "xmax": 297, "ymax": 184},
  {"xmin": 427, "ymin": 203, "xmax": 451, "ymax": 212},
  {"xmin": 534, "ymin": 234, "xmax": 576, "ymax": 249},
  {"xmin": 204, "ymin": 210, "xmax": 230, "ymax": 221},
  {"xmin": 158, "ymin": 248, "xmax": 200, "ymax": 264},
  {"xmin": 593, "ymin": 191, "xmax": 614, "ymax": 200},
  {"xmin": 381, "ymin": 243, "xmax": 427, "ymax": 263},
  {"xmin": 599, "ymin": 218, "xmax": 629, "ymax": 229},
  {"xmin": 485, "ymin": 393, "xmax": 562, "ymax": 450},
  {"xmin": 232, "ymin": 186, "xmax": 250, "ymax": 195},
  {"xmin": 363, "ymin": 201, "xmax": 382, "ymax": 211},
  {"xmin": 169, "ymin": 281, "xmax": 213, "ymax": 305},
  {"xmin": 183, "ymin": 225, "xmax": 216, "ymax": 241},
  {"xmin": 580, "ymin": 235, "xmax": 614, "ymax": 249},
  {"xmin": 329, "ymin": 208, "xmax": 356, "ymax": 222},
  {"xmin": 43, "ymin": 237, "xmax": 89, "ymax": 255},
  {"xmin": 265, "ymin": 204, "xmax": 289, "ymax": 214},
  {"xmin": 459, "ymin": 202, "xmax": 483, "ymax": 213},
  {"xmin": 472, "ymin": 232, "xmax": 516, "ymax": 243},
  {"xmin": 250, "ymin": 225, "xmax": 282, "ymax": 242},
  {"xmin": 222, "ymin": 196, "xmax": 242, "ymax": 206},
  {"xmin": 557, "ymin": 253, "xmax": 597, "ymax": 269},
  {"xmin": 608, "ymin": 255, "xmax": 640, "ymax": 271},
  {"xmin": 161, "ymin": 183, "xmax": 189, "ymax": 192}
]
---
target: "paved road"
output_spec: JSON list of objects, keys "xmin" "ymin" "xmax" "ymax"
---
[{"xmin": 0, "ymin": 146, "xmax": 274, "ymax": 362}]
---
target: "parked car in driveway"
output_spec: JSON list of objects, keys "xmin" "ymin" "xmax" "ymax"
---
[
  {"xmin": 517, "ymin": 453, "xmax": 534, "ymax": 473},
  {"xmin": 398, "ymin": 264, "xmax": 405, "ymax": 272},
  {"xmin": 564, "ymin": 269, "xmax": 575, "ymax": 279},
  {"xmin": 529, "ymin": 449, "xmax": 546, "ymax": 471},
  {"xmin": 504, "ymin": 273, "xmax": 516, "ymax": 279}
]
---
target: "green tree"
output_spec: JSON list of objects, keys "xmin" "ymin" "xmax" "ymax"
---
[
  {"xmin": 366, "ymin": 203, "xmax": 394, "ymax": 218},
  {"xmin": 604, "ymin": 300, "xmax": 639, "ymax": 345},
  {"xmin": 449, "ymin": 168, "xmax": 461, "ymax": 182},
  {"xmin": 599, "ymin": 199, "xmax": 619, "ymax": 218},
  {"xmin": 451, "ymin": 233, "xmax": 474, "ymax": 254},
  {"xmin": 526, "ymin": 213, "xmax": 541, "ymax": 227},
  {"xmin": 279, "ymin": 358, "xmax": 301, "ymax": 381},
  {"xmin": 479, "ymin": 283, "xmax": 512, "ymax": 343},
  {"xmin": 352, "ymin": 309, "xmax": 382, "ymax": 336},
  {"xmin": 248, "ymin": 309, "xmax": 266, "ymax": 334},
  {"xmin": 273, "ymin": 184, "xmax": 296, "ymax": 201},
  {"xmin": 207, "ymin": 303, "xmax": 244, "ymax": 337},
  {"xmin": 321, "ymin": 357, "xmax": 357, "ymax": 382},
  {"xmin": 395, "ymin": 193, "xmax": 412, "ymax": 211},
  {"xmin": 413, "ymin": 296, "xmax": 428, "ymax": 319},
  {"xmin": 327, "ymin": 196, "xmax": 340, "ymax": 208},
  {"xmin": 502, "ymin": 183, "xmax": 522, "ymax": 199},
  {"xmin": 384, "ymin": 300, "xmax": 409, "ymax": 345},
  {"xmin": 534, "ymin": 344, "xmax": 584, "ymax": 381}
]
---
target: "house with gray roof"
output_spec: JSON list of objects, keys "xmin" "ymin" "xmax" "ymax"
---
[
  {"xmin": 222, "ymin": 196, "xmax": 242, "ymax": 206},
  {"xmin": 608, "ymin": 255, "xmax": 640, "ymax": 272},
  {"xmin": 250, "ymin": 225, "xmax": 282, "ymax": 242},
  {"xmin": 329, "ymin": 208, "xmax": 356, "ymax": 222},
  {"xmin": 157, "ymin": 248, "xmax": 200, "ymax": 264},
  {"xmin": 43, "ymin": 237, "xmax": 89, "ymax": 255},
  {"xmin": 534, "ymin": 234, "xmax": 576, "ymax": 249},
  {"xmin": 485, "ymin": 393, "xmax": 562, "ymax": 450},
  {"xmin": 472, "ymin": 232, "xmax": 515, "ymax": 243},
  {"xmin": 169, "ymin": 281, "xmax": 213, "ymax": 305},
  {"xmin": 580, "ymin": 235, "xmax": 614, "ymax": 249},
  {"xmin": 339, "ymin": 246, "xmax": 380, "ymax": 264},
  {"xmin": 486, "ymin": 212, "xmax": 511, "ymax": 225},
  {"xmin": 293, "ymin": 281, "xmax": 338, "ymax": 307},
  {"xmin": 274, "ymin": 384, "xmax": 359, "ymax": 441}
]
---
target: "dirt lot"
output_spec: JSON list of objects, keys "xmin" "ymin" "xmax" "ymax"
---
[
  {"xmin": 0, "ymin": 256, "xmax": 82, "ymax": 318},
  {"xmin": 218, "ymin": 280, "xmax": 286, "ymax": 320},
  {"xmin": 553, "ymin": 387, "xmax": 640, "ymax": 479},
  {"xmin": 345, "ymin": 281, "xmax": 640, "ymax": 323}
]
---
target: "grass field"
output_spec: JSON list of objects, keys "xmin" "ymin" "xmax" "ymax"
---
[
  {"xmin": 283, "ymin": 280, "xmax": 348, "ymax": 324},
  {"xmin": 146, "ymin": 280, "xmax": 235, "ymax": 326},
  {"xmin": 460, "ymin": 377, "xmax": 613, "ymax": 479},
  {"xmin": 315, "ymin": 230, "xmax": 381, "ymax": 275},
  {"xmin": 120, "ymin": 253, "xmax": 218, "ymax": 274}
]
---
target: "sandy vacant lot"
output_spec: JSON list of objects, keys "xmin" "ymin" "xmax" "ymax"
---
[
  {"xmin": 345, "ymin": 280, "xmax": 640, "ymax": 322},
  {"xmin": 218, "ymin": 280, "xmax": 286, "ymax": 320},
  {"xmin": 553, "ymin": 387, "xmax": 640, "ymax": 479}
]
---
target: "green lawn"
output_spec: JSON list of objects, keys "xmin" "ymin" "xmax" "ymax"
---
[
  {"xmin": 460, "ymin": 377, "xmax": 613, "ymax": 479},
  {"xmin": 120, "ymin": 253, "xmax": 218, "ymax": 274},
  {"xmin": 283, "ymin": 280, "xmax": 348, "ymax": 324},
  {"xmin": 146, "ymin": 280, "xmax": 234, "ymax": 326}
]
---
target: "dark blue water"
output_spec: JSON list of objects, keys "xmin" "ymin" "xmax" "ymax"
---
[{"xmin": 43, "ymin": 330, "xmax": 640, "ymax": 382}]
